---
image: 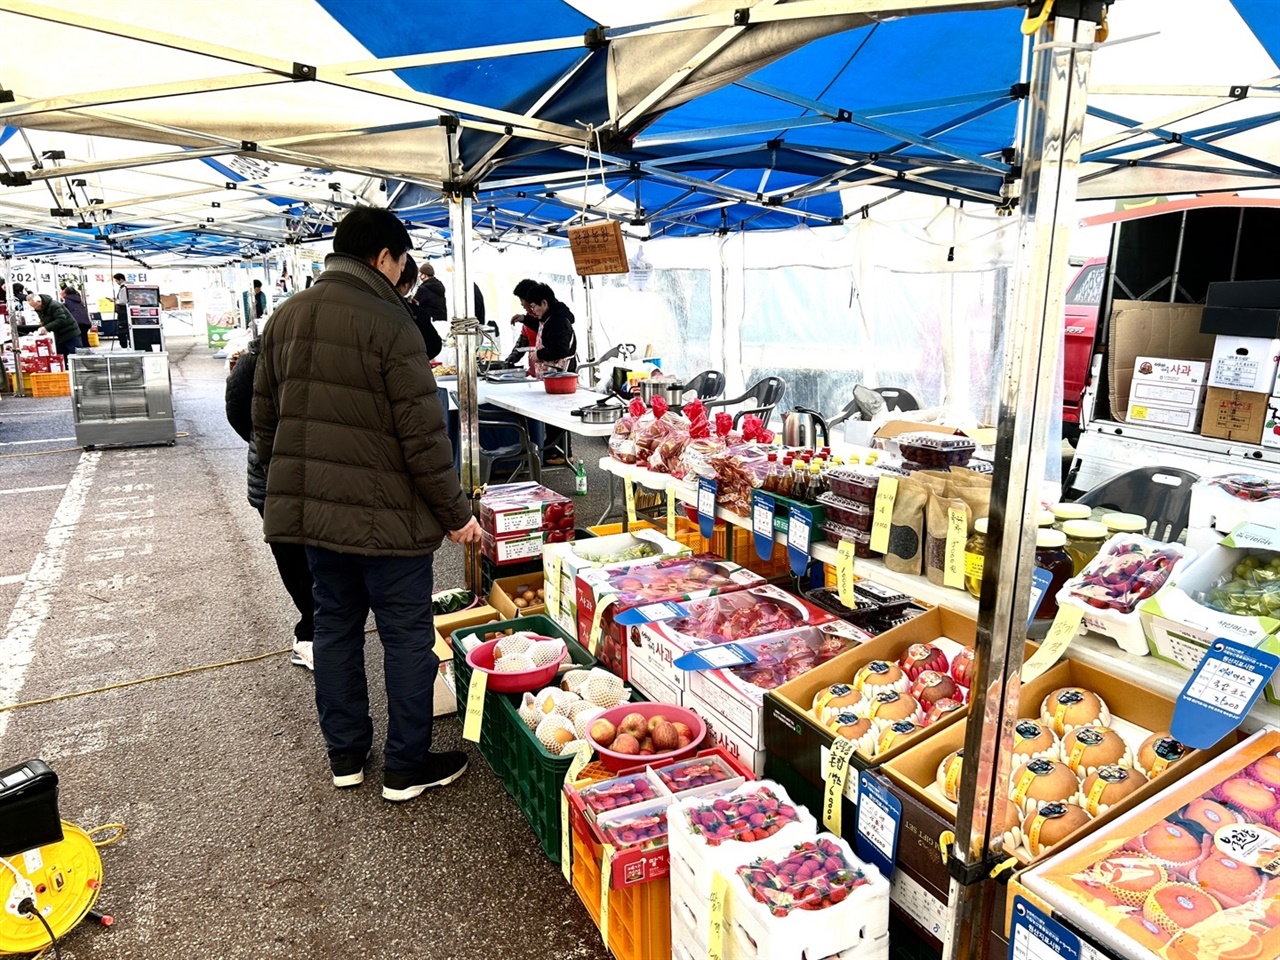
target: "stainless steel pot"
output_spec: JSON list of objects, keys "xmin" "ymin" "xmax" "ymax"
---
[
  {"xmin": 636, "ymin": 377, "xmax": 685, "ymax": 406},
  {"xmin": 574, "ymin": 394, "xmax": 627, "ymax": 423}
]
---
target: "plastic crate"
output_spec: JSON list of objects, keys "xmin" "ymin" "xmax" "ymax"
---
[
  {"xmin": 570, "ymin": 824, "xmax": 672, "ymax": 960},
  {"xmin": 27, "ymin": 372, "xmax": 71, "ymax": 398},
  {"xmin": 589, "ymin": 517, "xmax": 790, "ymax": 576}
]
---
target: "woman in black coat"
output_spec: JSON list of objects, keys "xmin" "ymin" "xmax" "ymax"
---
[{"xmin": 61, "ymin": 285, "xmax": 92, "ymax": 342}]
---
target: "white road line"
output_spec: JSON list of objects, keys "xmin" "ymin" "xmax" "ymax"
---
[
  {"xmin": 0, "ymin": 575, "xmax": 26, "ymax": 586},
  {"xmin": 0, "ymin": 451, "xmax": 99, "ymax": 742},
  {"xmin": 0, "ymin": 437, "xmax": 77, "ymax": 446},
  {"xmin": 0, "ymin": 484, "xmax": 67, "ymax": 496}
]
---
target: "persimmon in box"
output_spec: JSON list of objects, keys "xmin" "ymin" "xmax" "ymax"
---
[
  {"xmin": 1017, "ymin": 730, "xmax": 1280, "ymax": 960},
  {"xmin": 478, "ymin": 482, "xmax": 575, "ymax": 540},
  {"xmin": 575, "ymin": 555, "xmax": 764, "ymax": 679}
]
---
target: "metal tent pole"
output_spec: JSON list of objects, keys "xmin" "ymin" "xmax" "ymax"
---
[
  {"xmin": 941, "ymin": 6, "xmax": 1103, "ymax": 960},
  {"xmin": 449, "ymin": 192, "xmax": 483, "ymax": 592},
  {"xmin": 583, "ymin": 275, "xmax": 597, "ymax": 387},
  {"xmin": 3, "ymin": 246, "xmax": 22, "ymax": 397}
]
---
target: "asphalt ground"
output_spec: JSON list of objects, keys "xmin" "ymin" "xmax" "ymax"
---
[{"xmin": 0, "ymin": 337, "xmax": 616, "ymax": 960}]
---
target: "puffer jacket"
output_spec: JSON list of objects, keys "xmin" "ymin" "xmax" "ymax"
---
[
  {"xmin": 415, "ymin": 276, "xmax": 447, "ymax": 323},
  {"xmin": 253, "ymin": 253, "xmax": 470, "ymax": 556},
  {"xmin": 224, "ymin": 342, "xmax": 267, "ymax": 510},
  {"xmin": 35, "ymin": 294, "xmax": 80, "ymax": 346}
]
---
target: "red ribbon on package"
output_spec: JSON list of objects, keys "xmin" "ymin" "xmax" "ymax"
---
[
  {"xmin": 715, "ymin": 412, "xmax": 733, "ymax": 437},
  {"xmin": 628, "ymin": 398, "xmax": 646, "ymax": 418},
  {"xmin": 651, "ymin": 396, "xmax": 669, "ymax": 418}
]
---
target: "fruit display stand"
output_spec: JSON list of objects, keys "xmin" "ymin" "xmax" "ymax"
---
[{"xmin": 877, "ymin": 656, "xmax": 1233, "ymax": 954}]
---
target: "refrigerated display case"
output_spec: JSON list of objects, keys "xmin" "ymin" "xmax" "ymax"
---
[{"xmin": 68, "ymin": 351, "xmax": 175, "ymax": 448}]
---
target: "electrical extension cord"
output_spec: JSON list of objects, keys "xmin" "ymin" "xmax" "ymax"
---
[{"xmin": 1, "ymin": 856, "xmax": 37, "ymax": 918}]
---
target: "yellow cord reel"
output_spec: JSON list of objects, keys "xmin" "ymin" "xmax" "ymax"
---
[{"xmin": 0, "ymin": 822, "xmax": 103, "ymax": 955}]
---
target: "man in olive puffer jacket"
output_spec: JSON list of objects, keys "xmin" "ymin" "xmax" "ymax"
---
[
  {"xmin": 28, "ymin": 293, "xmax": 82, "ymax": 355},
  {"xmin": 253, "ymin": 206, "xmax": 482, "ymax": 803}
]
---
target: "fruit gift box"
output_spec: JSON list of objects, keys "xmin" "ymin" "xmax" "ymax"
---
[
  {"xmin": 1016, "ymin": 729, "xmax": 1280, "ymax": 960},
  {"xmin": 479, "ymin": 482, "xmax": 575, "ymax": 540},
  {"xmin": 1056, "ymin": 533, "xmax": 1196, "ymax": 657},
  {"xmin": 575, "ymin": 555, "xmax": 765, "ymax": 680},
  {"xmin": 542, "ymin": 528, "xmax": 691, "ymax": 637}
]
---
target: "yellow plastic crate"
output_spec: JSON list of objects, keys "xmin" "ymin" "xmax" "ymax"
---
[
  {"xmin": 8, "ymin": 372, "xmax": 71, "ymax": 397},
  {"xmin": 570, "ymin": 827, "xmax": 671, "ymax": 960}
]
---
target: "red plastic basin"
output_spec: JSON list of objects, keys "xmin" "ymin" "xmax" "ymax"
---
[
  {"xmin": 587, "ymin": 702, "xmax": 707, "ymax": 772},
  {"xmin": 465, "ymin": 636, "xmax": 568, "ymax": 693}
]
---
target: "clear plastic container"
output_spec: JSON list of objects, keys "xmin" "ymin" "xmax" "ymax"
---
[
  {"xmin": 578, "ymin": 772, "xmax": 662, "ymax": 817},
  {"xmin": 822, "ymin": 521, "xmax": 873, "ymax": 558},
  {"xmin": 654, "ymin": 755, "xmax": 738, "ymax": 794},
  {"xmin": 816, "ymin": 492, "xmax": 872, "ymax": 530},
  {"xmin": 824, "ymin": 465, "xmax": 906, "ymax": 504},
  {"xmin": 894, "ymin": 432, "xmax": 976, "ymax": 467},
  {"xmin": 598, "ymin": 798, "xmax": 670, "ymax": 850},
  {"xmin": 735, "ymin": 836, "xmax": 877, "ymax": 916},
  {"xmin": 677, "ymin": 784, "xmax": 804, "ymax": 847},
  {"xmin": 964, "ymin": 517, "xmax": 989, "ymax": 598}
]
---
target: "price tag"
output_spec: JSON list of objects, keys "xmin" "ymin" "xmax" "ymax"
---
[
  {"xmin": 462, "ymin": 669, "xmax": 487, "ymax": 743},
  {"xmin": 697, "ymin": 478, "xmax": 718, "ymax": 540},
  {"xmin": 1021, "ymin": 605, "xmax": 1084, "ymax": 682},
  {"xmin": 1222, "ymin": 521, "xmax": 1280, "ymax": 551},
  {"xmin": 751, "ymin": 490, "xmax": 776, "ymax": 562},
  {"xmin": 787, "ymin": 505, "xmax": 813, "ymax": 577},
  {"xmin": 546, "ymin": 553, "xmax": 562, "ymax": 621},
  {"xmin": 624, "ymin": 477, "xmax": 638, "ymax": 525},
  {"xmin": 823, "ymin": 734, "xmax": 857, "ymax": 834},
  {"xmin": 1027, "ymin": 566, "xmax": 1054, "ymax": 628},
  {"xmin": 856, "ymin": 770, "xmax": 901, "ymax": 879},
  {"xmin": 674, "ymin": 644, "xmax": 757, "ymax": 672},
  {"xmin": 836, "ymin": 540, "xmax": 858, "ymax": 609},
  {"xmin": 1009, "ymin": 896, "xmax": 1083, "ymax": 960},
  {"xmin": 870, "ymin": 475, "xmax": 898, "ymax": 554},
  {"xmin": 944, "ymin": 506, "xmax": 967, "ymax": 589},
  {"xmin": 587, "ymin": 597, "xmax": 617, "ymax": 657},
  {"xmin": 666, "ymin": 486, "xmax": 678, "ymax": 540},
  {"xmin": 1171, "ymin": 637, "xmax": 1280, "ymax": 749},
  {"xmin": 708, "ymin": 871, "xmax": 727, "ymax": 960},
  {"xmin": 560, "ymin": 744, "xmax": 593, "ymax": 882},
  {"xmin": 599, "ymin": 842, "xmax": 615, "ymax": 948}
]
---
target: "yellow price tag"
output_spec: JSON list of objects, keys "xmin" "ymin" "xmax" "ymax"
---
[
  {"xmin": 560, "ymin": 743, "xmax": 592, "ymax": 883},
  {"xmin": 624, "ymin": 478, "xmax": 637, "ymax": 525},
  {"xmin": 1130, "ymin": 405, "xmax": 1148, "ymax": 420},
  {"xmin": 1022, "ymin": 604, "xmax": 1085, "ymax": 682},
  {"xmin": 462, "ymin": 669, "xmax": 487, "ymax": 743},
  {"xmin": 836, "ymin": 540, "xmax": 858, "ymax": 609},
  {"xmin": 944, "ymin": 505, "xmax": 967, "ymax": 589},
  {"xmin": 823, "ymin": 734, "xmax": 857, "ymax": 834},
  {"xmin": 869, "ymin": 475, "xmax": 898, "ymax": 555},
  {"xmin": 708, "ymin": 871, "xmax": 728, "ymax": 960},
  {"xmin": 600, "ymin": 842, "xmax": 615, "ymax": 948},
  {"xmin": 546, "ymin": 553, "xmax": 562, "ymax": 621},
  {"xmin": 666, "ymin": 486, "xmax": 677, "ymax": 540},
  {"xmin": 588, "ymin": 596, "xmax": 616, "ymax": 657}
]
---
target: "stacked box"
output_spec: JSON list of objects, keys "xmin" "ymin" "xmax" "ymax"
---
[
  {"xmin": 1125, "ymin": 356, "xmax": 1207, "ymax": 432},
  {"xmin": 478, "ymin": 482, "xmax": 575, "ymax": 565}
]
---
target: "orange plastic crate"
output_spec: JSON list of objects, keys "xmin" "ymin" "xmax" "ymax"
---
[
  {"xmin": 570, "ymin": 828, "xmax": 671, "ymax": 960},
  {"xmin": 9, "ymin": 372, "xmax": 71, "ymax": 397},
  {"xmin": 590, "ymin": 515, "xmax": 792, "ymax": 577}
]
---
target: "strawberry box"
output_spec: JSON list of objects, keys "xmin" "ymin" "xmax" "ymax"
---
[
  {"xmin": 575, "ymin": 555, "xmax": 764, "ymax": 680},
  {"xmin": 479, "ymin": 482, "xmax": 575, "ymax": 540}
]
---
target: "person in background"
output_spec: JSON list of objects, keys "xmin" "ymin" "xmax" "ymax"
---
[
  {"xmin": 415, "ymin": 262, "xmax": 447, "ymax": 324},
  {"xmin": 28, "ymin": 292, "xmax": 82, "ymax": 355},
  {"xmin": 395, "ymin": 255, "xmax": 443, "ymax": 359},
  {"xmin": 224, "ymin": 338, "xmax": 315, "ymax": 671},
  {"xmin": 252, "ymin": 279, "xmax": 267, "ymax": 320},
  {"xmin": 511, "ymin": 279, "xmax": 578, "ymax": 464},
  {"xmin": 113, "ymin": 273, "xmax": 130, "ymax": 348},
  {"xmin": 61, "ymin": 283, "xmax": 92, "ymax": 344},
  {"xmin": 504, "ymin": 278, "xmax": 541, "ymax": 366},
  {"xmin": 254, "ymin": 206, "xmax": 480, "ymax": 802}
]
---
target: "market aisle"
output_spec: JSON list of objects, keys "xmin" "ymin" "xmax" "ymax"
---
[{"xmin": 0, "ymin": 338, "xmax": 611, "ymax": 960}]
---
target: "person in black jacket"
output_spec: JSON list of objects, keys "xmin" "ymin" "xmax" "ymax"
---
[
  {"xmin": 521, "ymin": 281, "xmax": 577, "ymax": 375},
  {"xmin": 396, "ymin": 256, "xmax": 443, "ymax": 360},
  {"xmin": 415, "ymin": 261, "xmax": 486, "ymax": 328},
  {"xmin": 225, "ymin": 341, "xmax": 316, "ymax": 670},
  {"xmin": 61, "ymin": 284, "xmax": 92, "ymax": 342}
]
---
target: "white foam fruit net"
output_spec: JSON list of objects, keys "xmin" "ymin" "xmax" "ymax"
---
[
  {"xmin": 517, "ymin": 693, "xmax": 541, "ymax": 730},
  {"xmin": 534, "ymin": 687, "xmax": 575, "ymax": 717},
  {"xmin": 579, "ymin": 668, "xmax": 625, "ymax": 708},
  {"xmin": 561, "ymin": 669, "xmax": 591, "ymax": 694},
  {"xmin": 494, "ymin": 634, "xmax": 534, "ymax": 659},
  {"xmin": 494, "ymin": 653, "xmax": 537, "ymax": 674},
  {"xmin": 535, "ymin": 714, "xmax": 577, "ymax": 755},
  {"xmin": 527, "ymin": 639, "xmax": 566, "ymax": 667},
  {"xmin": 574, "ymin": 706, "xmax": 606, "ymax": 740}
]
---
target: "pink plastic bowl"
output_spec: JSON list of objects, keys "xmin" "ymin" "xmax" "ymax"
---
[
  {"xmin": 587, "ymin": 702, "xmax": 708, "ymax": 772},
  {"xmin": 465, "ymin": 636, "xmax": 568, "ymax": 694}
]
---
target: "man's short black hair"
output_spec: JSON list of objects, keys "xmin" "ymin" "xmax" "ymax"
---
[
  {"xmin": 333, "ymin": 206, "xmax": 411, "ymax": 264},
  {"xmin": 112, "ymin": 273, "xmax": 126, "ymax": 282},
  {"xmin": 513, "ymin": 278, "xmax": 542, "ymax": 302},
  {"xmin": 253, "ymin": 280, "xmax": 262, "ymax": 290}
]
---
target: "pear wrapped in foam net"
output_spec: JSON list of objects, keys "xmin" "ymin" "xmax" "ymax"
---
[
  {"xmin": 517, "ymin": 693, "xmax": 542, "ymax": 730},
  {"xmin": 534, "ymin": 687, "xmax": 576, "ymax": 717},
  {"xmin": 493, "ymin": 634, "xmax": 534, "ymax": 660},
  {"xmin": 574, "ymin": 706, "xmax": 606, "ymax": 740},
  {"xmin": 579, "ymin": 669, "xmax": 626, "ymax": 708},
  {"xmin": 535, "ymin": 714, "xmax": 577, "ymax": 755},
  {"xmin": 561, "ymin": 669, "xmax": 592, "ymax": 694},
  {"xmin": 527, "ymin": 639, "xmax": 566, "ymax": 667},
  {"xmin": 493, "ymin": 653, "xmax": 537, "ymax": 674}
]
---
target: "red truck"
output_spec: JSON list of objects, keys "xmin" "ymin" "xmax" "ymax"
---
[{"xmin": 1062, "ymin": 256, "xmax": 1107, "ymax": 442}]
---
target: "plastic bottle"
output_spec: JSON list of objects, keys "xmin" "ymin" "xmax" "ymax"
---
[
  {"xmin": 762, "ymin": 453, "xmax": 780, "ymax": 493},
  {"xmin": 791, "ymin": 462, "xmax": 810, "ymax": 502},
  {"xmin": 808, "ymin": 463, "xmax": 824, "ymax": 502},
  {"xmin": 777, "ymin": 457, "xmax": 795, "ymax": 497}
]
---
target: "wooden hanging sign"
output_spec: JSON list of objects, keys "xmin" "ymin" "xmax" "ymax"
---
[{"xmin": 567, "ymin": 220, "xmax": 630, "ymax": 276}]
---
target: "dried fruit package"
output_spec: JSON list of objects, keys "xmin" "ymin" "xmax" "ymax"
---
[{"xmin": 708, "ymin": 444, "xmax": 776, "ymax": 517}]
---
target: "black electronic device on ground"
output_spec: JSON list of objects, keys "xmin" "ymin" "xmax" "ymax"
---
[{"xmin": 0, "ymin": 760, "xmax": 62, "ymax": 858}]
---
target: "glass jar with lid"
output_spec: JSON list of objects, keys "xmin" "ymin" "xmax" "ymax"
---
[
  {"xmin": 1037, "ymin": 510, "xmax": 1056, "ymax": 528},
  {"xmin": 964, "ymin": 517, "xmax": 989, "ymax": 598},
  {"xmin": 1034, "ymin": 529, "xmax": 1073, "ymax": 620},
  {"xmin": 1102, "ymin": 512, "xmax": 1148, "ymax": 536},
  {"xmin": 1050, "ymin": 502, "xmax": 1091, "ymax": 529},
  {"xmin": 1062, "ymin": 519, "xmax": 1108, "ymax": 574}
]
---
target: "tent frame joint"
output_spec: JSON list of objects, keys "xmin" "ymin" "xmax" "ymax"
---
[
  {"xmin": 584, "ymin": 25, "xmax": 608, "ymax": 50},
  {"xmin": 291, "ymin": 62, "xmax": 316, "ymax": 81},
  {"xmin": 733, "ymin": 7, "xmax": 750, "ymax": 25},
  {"xmin": 0, "ymin": 172, "xmax": 30, "ymax": 187},
  {"xmin": 1231, "ymin": 85, "xmax": 1250, "ymax": 100}
]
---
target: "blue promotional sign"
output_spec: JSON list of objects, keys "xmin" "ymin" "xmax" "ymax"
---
[
  {"xmin": 673, "ymin": 644, "xmax": 759, "ymax": 672},
  {"xmin": 697, "ymin": 478, "xmax": 718, "ymax": 540},
  {"xmin": 751, "ymin": 490, "xmax": 776, "ymax": 562},
  {"xmin": 1027, "ymin": 567, "xmax": 1054, "ymax": 629},
  {"xmin": 1171, "ymin": 637, "xmax": 1280, "ymax": 749},
  {"xmin": 1009, "ymin": 896, "xmax": 1082, "ymax": 960},
  {"xmin": 614, "ymin": 600, "xmax": 690, "ymax": 627},
  {"xmin": 787, "ymin": 505, "xmax": 815, "ymax": 577},
  {"xmin": 855, "ymin": 771, "xmax": 901, "ymax": 880}
]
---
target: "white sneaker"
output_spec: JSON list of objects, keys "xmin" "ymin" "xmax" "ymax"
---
[{"xmin": 290, "ymin": 640, "xmax": 315, "ymax": 671}]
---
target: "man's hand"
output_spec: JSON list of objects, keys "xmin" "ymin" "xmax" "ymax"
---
[
  {"xmin": 510, "ymin": 314, "xmax": 526, "ymax": 325},
  {"xmin": 447, "ymin": 516, "xmax": 483, "ymax": 544}
]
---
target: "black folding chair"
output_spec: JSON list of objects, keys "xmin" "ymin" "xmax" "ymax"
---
[
  {"xmin": 704, "ymin": 376, "xmax": 787, "ymax": 428},
  {"xmin": 1074, "ymin": 466, "xmax": 1199, "ymax": 543}
]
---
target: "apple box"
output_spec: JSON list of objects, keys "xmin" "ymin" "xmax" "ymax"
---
[
  {"xmin": 1208, "ymin": 335, "xmax": 1280, "ymax": 393},
  {"xmin": 478, "ymin": 482, "xmax": 575, "ymax": 540},
  {"xmin": 1187, "ymin": 475, "xmax": 1280, "ymax": 553}
]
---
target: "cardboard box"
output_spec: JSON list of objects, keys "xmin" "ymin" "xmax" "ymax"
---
[
  {"xmin": 1265, "ymin": 397, "xmax": 1280, "ymax": 448},
  {"xmin": 1208, "ymin": 335, "xmax": 1280, "ymax": 392},
  {"xmin": 481, "ymin": 528, "xmax": 549, "ymax": 565},
  {"xmin": 1108, "ymin": 301, "xmax": 1214, "ymax": 419},
  {"xmin": 1125, "ymin": 401, "xmax": 1202, "ymax": 432},
  {"xmin": 627, "ymin": 652, "xmax": 685, "ymax": 707},
  {"xmin": 478, "ymin": 482, "xmax": 575, "ymax": 539},
  {"xmin": 487, "ymin": 574, "xmax": 546, "ymax": 619},
  {"xmin": 682, "ymin": 688, "xmax": 767, "ymax": 775},
  {"xmin": 1187, "ymin": 476, "xmax": 1280, "ymax": 553},
  {"xmin": 1125, "ymin": 356, "xmax": 1207, "ymax": 432},
  {"xmin": 882, "ymin": 656, "xmax": 1229, "ymax": 947},
  {"xmin": 1201, "ymin": 387, "xmax": 1268, "ymax": 443},
  {"xmin": 432, "ymin": 605, "xmax": 502, "ymax": 657}
]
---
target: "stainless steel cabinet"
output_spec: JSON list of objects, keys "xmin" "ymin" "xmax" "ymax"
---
[{"xmin": 69, "ymin": 351, "xmax": 176, "ymax": 448}]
